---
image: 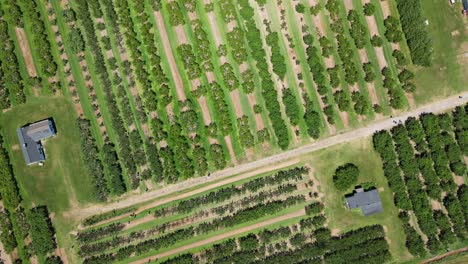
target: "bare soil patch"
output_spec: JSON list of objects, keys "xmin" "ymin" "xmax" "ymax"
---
[
  {"xmin": 367, "ymin": 82, "xmax": 379, "ymax": 105},
  {"xmin": 375, "ymin": 47, "xmax": 388, "ymax": 70},
  {"xmin": 15, "ymin": 28, "xmax": 37, "ymax": 77},
  {"xmin": 454, "ymin": 175, "xmax": 465, "ymax": 186},
  {"xmin": 207, "ymin": 13, "xmax": 223, "ymax": 46},
  {"xmin": 431, "ymin": 199, "xmax": 442, "ymax": 210},
  {"xmin": 311, "ymin": 12, "xmax": 326, "ymax": 36},
  {"xmin": 224, "ymin": 135, "xmax": 237, "ymax": 165},
  {"xmin": 206, "ymin": 71, "xmax": 216, "ymax": 83},
  {"xmin": 191, "ymin": 78, "xmax": 201, "ymax": 90},
  {"xmin": 197, "ymin": 97, "xmax": 212, "ymax": 125},
  {"xmin": 154, "ymin": 12, "xmax": 186, "ymax": 101},
  {"xmin": 343, "ymin": 0, "xmax": 354, "ymax": 12},
  {"xmin": 131, "ymin": 209, "xmax": 306, "ymax": 263},
  {"xmin": 141, "ymin": 123, "xmax": 152, "ymax": 138},
  {"xmin": 230, "ymin": 89, "xmax": 244, "ymax": 118},
  {"xmin": 339, "ymin": 111, "xmax": 350, "ymax": 128},
  {"xmin": 227, "ymin": 21, "xmax": 236, "ymax": 31},
  {"xmin": 175, "ymin": 25, "xmax": 188, "ymax": 44},
  {"xmin": 406, "ymin": 92, "xmax": 416, "ymax": 109},
  {"xmin": 380, "ymin": 0, "xmax": 392, "ymax": 18}
]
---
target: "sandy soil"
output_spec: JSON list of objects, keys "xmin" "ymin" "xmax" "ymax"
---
[
  {"xmin": 453, "ymin": 175, "xmax": 465, "ymax": 186},
  {"xmin": 311, "ymin": 12, "xmax": 326, "ymax": 36},
  {"xmin": 247, "ymin": 94, "xmax": 265, "ymax": 131},
  {"xmin": 131, "ymin": 209, "xmax": 306, "ymax": 263},
  {"xmin": 197, "ymin": 97, "xmax": 212, "ymax": 125},
  {"xmin": 367, "ymin": 82, "xmax": 379, "ymax": 105},
  {"xmin": 191, "ymin": 78, "xmax": 201, "ymax": 91},
  {"xmin": 207, "ymin": 13, "xmax": 223, "ymax": 46},
  {"xmin": 375, "ymin": 47, "xmax": 388, "ymax": 70},
  {"xmin": 0, "ymin": 241, "xmax": 12, "ymax": 264},
  {"xmin": 66, "ymin": 94, "xmax": 468, "ymax": 224},
  {"xmin": 406, "ymin": 92, "xmax": 416, "ymax": 109},
  {"xmin": 15, "ymin": 28, "xmax": 37, "ymax": 77},
  {"xmin": 54, "ymin": 248, "xmax": 69, "ymax": 264},
  {"xmin": 206, "ymin": 71, "xmax": 216, "ymax": 83},
  {"xmin": 339, "ymin": 111, "xmax": 350, "ymax": 127},
  {"xmin": 175, "ymin": 25, "xmax": 188, "ymax": 44},
  {"xmin": 380, "ymin": 0, "xmax": 392, "ymax": 18},
  {"xmin": 430, "ymin": 199, "xmax": 442, "ymax": 210},
  {"xmin": 224, "ymin": 135, "xmax": 237, "ymax": 164},
  {"xmin": 141, "ymin": 123, "xmax": 152, "ymax": 138},
  {"xmin": 230, "ymin": 90, "xmax": 244, "ymax": 118},
  {"xmin": 239, "ymin": 62, "xmax": 248, "ymax": 73},
  {"xmin": 227, "ymin": 21, "xmax": 237, "ymax": 32},
  {"xmin": 154, "ymin": 12, "xmax": 186, "ymax": 101},
  {"xmin": 343, "ymin": 0, "xmax": 354, "ymax": 12}
]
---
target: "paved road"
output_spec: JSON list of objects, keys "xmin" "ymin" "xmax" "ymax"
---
[{"xmin": 66, "ymin": 93, "xmax": 468, "ymax": 222}]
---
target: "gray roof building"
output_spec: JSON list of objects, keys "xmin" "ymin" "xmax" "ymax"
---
[
  {"xmin": 345, "ymin": 188, "xmax": 383, "ymax": 216},
  {"xmin": 17, "ymin": 119, "xmax": 56, "ymax": 165}
]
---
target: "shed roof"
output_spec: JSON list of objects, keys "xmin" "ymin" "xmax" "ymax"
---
[
  {"xmin": 17, "ymin": 119, "xmax": 56, "ymax": 165},
  {"xmin": 345, "ymin": 189, "xmax": 383, "ymax": 216}
]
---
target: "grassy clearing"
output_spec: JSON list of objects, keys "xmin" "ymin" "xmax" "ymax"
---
[
  {"xmin": 413, "ymin": 0, "xmax": 468, "ymax": 104},
  {"xmin": 0, "ymin": 96, "xmax": 97, "ymax": 212},
  {"xmin": 306, "ymin": 137, "xmax": 412, "ymax": 262}
]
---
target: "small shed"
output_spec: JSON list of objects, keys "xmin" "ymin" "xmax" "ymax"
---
[
  {"xmin": 345, "ymin": 188, "xmax": 383, "ymax": 216},
  {"xmin": 17, "ymin": 118, "xmax": 56, "ymax": 165}
]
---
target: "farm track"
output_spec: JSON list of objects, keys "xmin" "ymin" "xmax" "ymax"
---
[
  {"xmin": 131, "ymin": 209, "xmax": 306, "ymax": 263},
  {"xmin": 15, "ymin": 28, "xmax": 37, "ymax": 77},
  {"xmin": 421, "ymin": 247, "xmax": 468, "ymax": 264},
  {"xmin": 154, "ymin": 11, "xmax": 187, "ymax": 101},
  {"xmin": 66, "ymin": 93, "xmax": 468, "ymax": 223}
]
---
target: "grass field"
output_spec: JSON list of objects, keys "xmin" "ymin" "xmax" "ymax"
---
[
  {"xmin": 306, "ymin": 138, "xmax": 412, "ymax": 261},
  {"xmin": 414, "ymin": 0, "xmax": 468, "ymax": 104},
  {"xmin": 0, "ymin": 96, "xmax": 97, "ymax": 212}
]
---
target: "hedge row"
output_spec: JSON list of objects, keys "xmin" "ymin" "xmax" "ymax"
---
[
  {"xmin": 395, "ymin": 0, "xmax": 432, "ymax": 66},
  {"xmin": 75, "ymin": 0, "xmax": 140, "ymax": 188},
  {"xmin": 0, "ymin": 18, "xmax": 25, "ymax": 105},
  {"xmin": 76, "ymin": 119, "xmax": 109, "ymax": 201},
  {"xmin": 238, "ymin": 0, "xmax": 290, "ymax": 149},
  {"xmin": 18, "ymin": 0, "xmax": 57, "ymax": 77}
]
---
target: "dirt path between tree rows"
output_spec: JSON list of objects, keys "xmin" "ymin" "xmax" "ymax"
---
[
  {"xmin": 421, "ymin": 247, "xmax": 468, "ymax": 264},
  {"xmin": 131, "ymin": 209, "xmax": 306, "ymax": 264},
  {"xmin": 66, "ymin": 93, "xmax": 468, "ymax": 224},
  {"xmin": 15, "ymin": 28, "xmax": 37, "ymax": 77},
  {"xmin": 197, "ymin": 97, "xmax": 212, "ymax": 125},
  {"xmin": 154, "ymin": 12, "xmax": 186, "ymax": 101},
  {"xmin": 230, "ymin": 89, "xmax": 244, "ymax": 118}
]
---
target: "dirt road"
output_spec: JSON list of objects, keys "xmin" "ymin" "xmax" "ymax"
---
[
  {"xmin": 131, "ymin": 209, "xmax": 306, "ymax": 263},
  {"xmin": 66, "ymin": 92, "xmax": 468, "ymax": 222},
  {"xmin": 421, "ymin": 247, "xmax": 468, "ymax": 264}
]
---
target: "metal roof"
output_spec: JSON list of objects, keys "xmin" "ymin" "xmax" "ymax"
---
[
  {"xmin": 345, "ymin": 189, "xmax": 383, "ymax": 216},
  {"xmin": 17, "ymin": 119, "xmax": 56, "ymax": 165}
]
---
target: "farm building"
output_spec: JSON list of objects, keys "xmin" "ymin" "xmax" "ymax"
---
[
  {"xmin": 17, "ymin": 118, "xmax": 57, "ymax": 165},
  {"xmin": 345, "ymin": 187, "xmax": 383, "ymax": 216}
]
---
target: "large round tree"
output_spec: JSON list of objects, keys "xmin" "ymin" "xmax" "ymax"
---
[{"xmin": 333, "ymin": 163, "xmax": 359, "ymax": 191}]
